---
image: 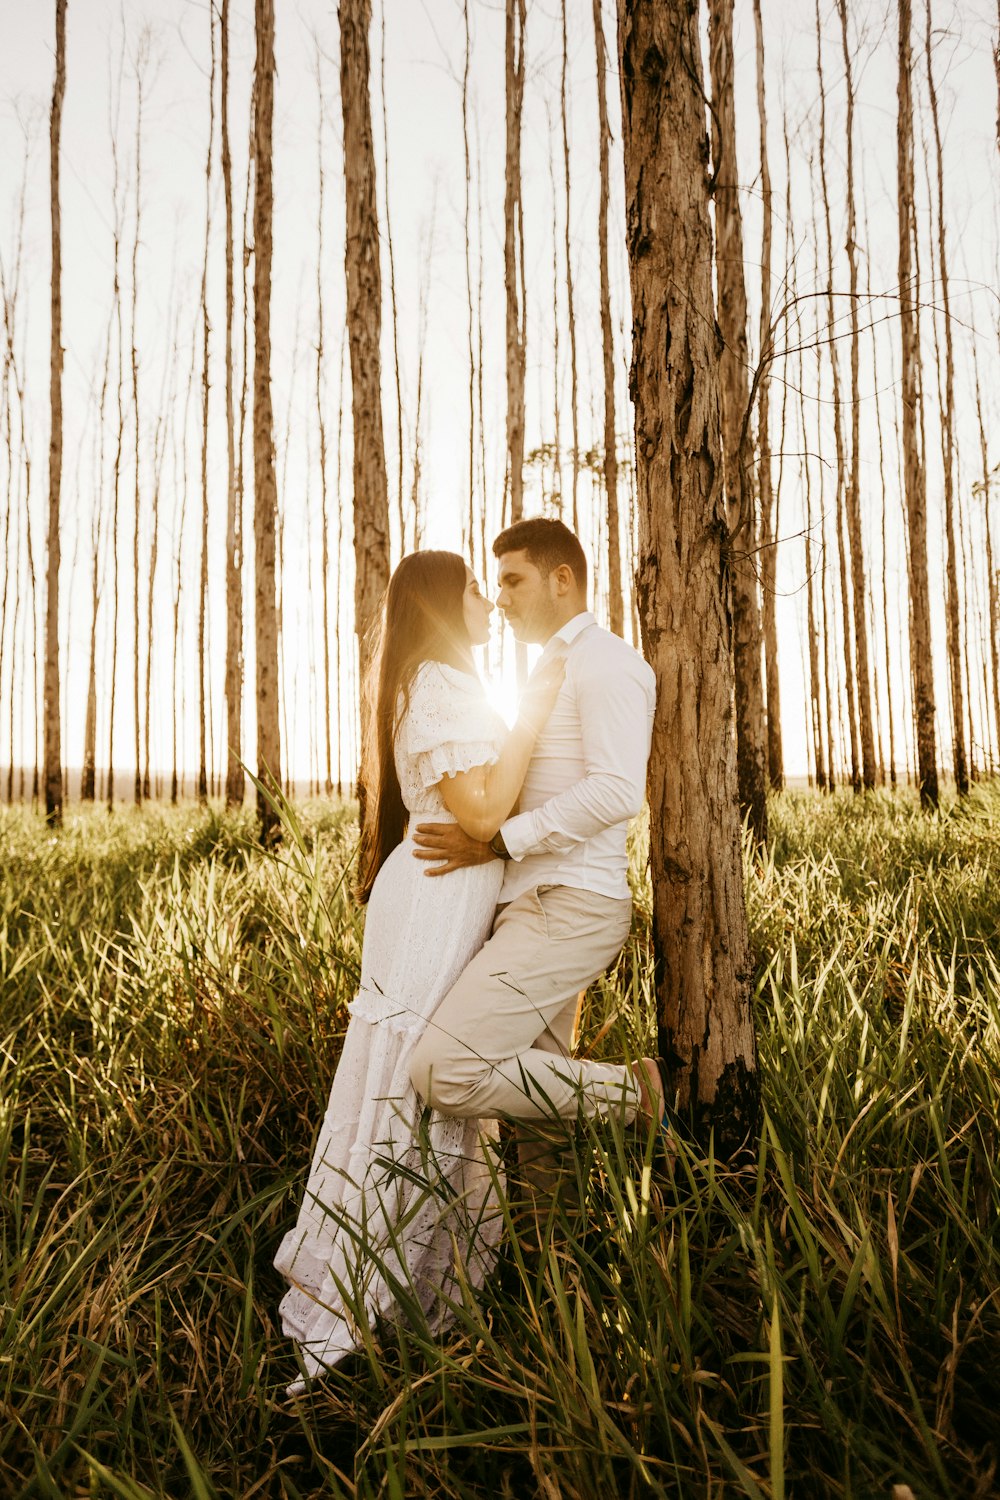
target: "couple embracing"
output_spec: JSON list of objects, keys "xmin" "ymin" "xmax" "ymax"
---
[{"xmin": 274, "ymin": 516, "xmax": 667, "ymax": 1394}]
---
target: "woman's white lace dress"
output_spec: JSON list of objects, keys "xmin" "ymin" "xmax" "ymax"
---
[{"xmin": 274, "ymin": 661, "xmax": 507, "ymax": 1392}]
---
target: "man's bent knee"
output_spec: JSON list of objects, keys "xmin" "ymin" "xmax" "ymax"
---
[{"xmin": 409, "ymin": 1033, "xmax": 484, "ymax": 1115}]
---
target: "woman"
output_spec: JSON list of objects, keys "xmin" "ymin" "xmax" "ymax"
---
[{"xmin": 274, "ymin": 550, "xmax": 564, "ymax": 1393}]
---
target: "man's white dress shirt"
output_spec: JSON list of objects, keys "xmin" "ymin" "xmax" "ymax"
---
[{"xmin": 498, "ymin": 611, "xmax": 656, "ymax": 903}]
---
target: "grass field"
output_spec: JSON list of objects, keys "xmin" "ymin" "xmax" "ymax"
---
[{"xmin": 2, "ymin": 784, "xmax": 999, "ymax": 1498}]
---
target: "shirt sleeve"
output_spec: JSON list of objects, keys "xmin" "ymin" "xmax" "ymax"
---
[
  {"xmin": 403, "ymin": 663, "xmax": 501, "ymax": 790},
  {"xmin": 499, "ymin": 652, "xmax": 654, "ymax": 859}
]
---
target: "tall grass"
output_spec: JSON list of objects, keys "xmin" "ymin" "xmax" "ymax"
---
[{"xmin": 1, "ymin": 786, "xmax": 998, "ymax": 1497}]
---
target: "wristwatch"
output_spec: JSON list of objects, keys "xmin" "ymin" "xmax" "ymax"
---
[{"xmin": 489, "ymin": 829, "xmax": 512, "ymax": 860}]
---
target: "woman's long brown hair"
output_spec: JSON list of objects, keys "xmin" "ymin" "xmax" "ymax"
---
[{"xmin": 356, "ymin": 550, "xmax": 476, "ymax": 902}]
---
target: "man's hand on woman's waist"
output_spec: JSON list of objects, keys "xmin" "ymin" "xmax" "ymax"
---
[{"xmin": 412, "ymin": 822, "xmax": 495, "ymax": 876}]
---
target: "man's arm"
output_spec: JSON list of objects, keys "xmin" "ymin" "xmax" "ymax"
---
[
  {"xmin": 412, "ymin": 650, "xmax": 654, "ymax": 874},
  {"xmin": 500, "ymin": 656, "xmax": 653, "ymax": 860}
]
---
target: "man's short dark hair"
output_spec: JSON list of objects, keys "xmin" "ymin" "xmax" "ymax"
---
[{"xmin": 493, "ymin": 516, "xmax": 587, "ymax": 593}]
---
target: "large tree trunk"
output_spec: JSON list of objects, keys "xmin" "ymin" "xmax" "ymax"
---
[
  {"xmin": 897, "ymin": 0, "xmax": 938, "ymax": 807},
  {"xmin": 44, "ymin": 0, "xmax": 67, "ymax": 824},
  {"xmin": 222, "ymin": 0, "xmax": 244, "ymax": 809},
  {"xmin": 708, "ymin": 0, "xmax": 767, "ymax": 846},
  {"xmin": 253, "ymin": 0, "xmax": 282, "ymax": 840},
  {"xmin": 619, "ymin": 0, "xmax": 758, "ymax": 1154},
  {"xmin": 339, "ymin": 0, "xmax": 391, "ymax": 827},
  {"xmin": 593, "ymin": 0, "xmax": 623, "ymax": 635},
  {"xmin": 753, "ymin": 0, "xmax": 782, "ymax": 792}
]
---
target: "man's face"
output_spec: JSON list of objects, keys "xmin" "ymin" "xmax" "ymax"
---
[{"xmin": 495, "ymin": 550, "xmax": 559, "ymax": 644}]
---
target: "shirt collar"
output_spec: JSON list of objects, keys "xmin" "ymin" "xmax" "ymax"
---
[{"xmin": 549, "ymin": 610, "xmax": 596, "ymax": 650}]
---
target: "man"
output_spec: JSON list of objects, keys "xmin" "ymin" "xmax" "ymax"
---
[{"xmin": 407, "ymin": 516, "xmax": 666, "ymax": 1134}]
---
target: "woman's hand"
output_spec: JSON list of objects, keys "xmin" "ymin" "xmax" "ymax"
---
[{"xmin": 517, "ymin": 654, "xmax": 566, "ymax": 736}]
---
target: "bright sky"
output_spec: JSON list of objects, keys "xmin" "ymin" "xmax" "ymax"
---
[{"xmin": 0, "ymin": 0, "xmax": 997, "ymax": 792}]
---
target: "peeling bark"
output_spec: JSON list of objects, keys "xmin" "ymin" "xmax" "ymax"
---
[{"xmin": 619, "ymin": 0, "xmax": 758, "ymax": 1154}]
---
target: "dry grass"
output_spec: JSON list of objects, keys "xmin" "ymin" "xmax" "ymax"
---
[{"xmin": 1, "ymin": 784, "xmax": 999, "ymax": 1497}]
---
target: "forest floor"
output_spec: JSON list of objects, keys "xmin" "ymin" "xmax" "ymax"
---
[{"xmin": 1, "ymin": 784, "xmax": 999, "ymax": 1499}]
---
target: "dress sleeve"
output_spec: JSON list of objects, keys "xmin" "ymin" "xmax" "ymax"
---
[{"xmin": 403, "ymin": 663, "xmax": 501, "ymax": 789}]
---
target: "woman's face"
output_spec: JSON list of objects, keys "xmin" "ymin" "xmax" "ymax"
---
[{"xmin": 462, "ymin": 565, "xmax": 495, "ymax": 647}]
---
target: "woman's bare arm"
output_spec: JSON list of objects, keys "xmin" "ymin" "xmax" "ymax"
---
[{"xmin": 436, "ymin": 657, "xmax": 565, "ymax": 843}]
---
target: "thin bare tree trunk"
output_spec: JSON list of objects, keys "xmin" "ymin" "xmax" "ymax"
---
[
  {"xmin": 800, "ymin": 369, "xmax": 826, "ymax": 791},
  {"xmin": 897, "ymin": 0, "xmax": 938, "ymax": 807},
  {"xmin": 130, "ymin": 37, "xmax": 148, "ymax": 808},
  {"xmin": 221, "ymin": 0, "xmax": 244, "ymax": 809},
  {"xmin": 235, "ymin": 98, "xmax": 253, "ymax": 798},
  {"xmin": 106, "ymin": 48, "xmax": 126, "ymax": 814},
  {"xmin": 475, "ymin": 112, "xmax": 488, "ymax": 569},
  {"xmin": 810, "ymin": 198, "xmax": 837, "ymax": 793},
  {"xmin": 1, "ymin": 138, "xmax": 30, "ymax": 804},
  {"xmin": 708, "ymin": 0, "xmax": 767, "ymax": 844},
  {"xmin": 9, "ymin": 481, "xmax": 22, "ymax": 804},
  {"xmin": 277, "ymin": 309, "xmax": 303, "ymax": 801},
  {"xmin": 619, "ymin": 0, "xmax": 758, "ymax": 1152},
  {"xmin": 0, "ymin": 336, "xmax": 12, "ymax": 805},
  {"xmin": 335, "ymin": 325, "xmax": 346, "ymax": 799},
  {"xmin": 957, "ymin": 453, "xmax": 979, "ymax": 778},
  {"xmin": 972, "ymin": 344, "xmax": 1000, "ymax": 770},
  {"xmin": 172, "ymin": 320, "xmax": 197, "ymax": 806},
  {"xmin": 410, "ymin": 205, "xmax": 434, "ymax": 541},
  {"xmin": 81, "ymin": 467, "xmax": 102, "ymax": 800},
  {"xmin": 340, "ymin": 0, "xmax": 391, "ymax": 828},
  {"xmin": 505, "ymin": 0, "xmax": 526, "ymax": 537},
  {"xmin": 753, "ymin": 0, "xmax": 782, "ymax": 791},
  {"xmin": 462, "ymin": 0, "xmax": 478, "ymax": 563},
  {"xmin": 835, "ymin": 0, "xmax": 877, "ymax": 790},
  {"xmin": 143, "ymin": 325, "xmax": 172, "ymax": 802},
  {"xmin": 561, "ymin": 0, "xmax": 579, "ymax": 530},
  {"xmin": 254, "ymin": 0, "xmax": 282, "ymax": 839},
  {"xmin": 788, "ymin": 171, "xmax": 826, "ymax": 791},
  {"xmin": 379, "ymin": 0, "xmax": 405, "ymax": 554},
  {"xmin": 197, "ymin": 9, "xmax": 215, "ymax": 807},
  {"xmin": 44, "ymin": 0, "xmax": 67, "ymax": 824},
  {"xmin": 315, "ymin": 49, "xmax": 333, "ymax": 797},
  {"xmin": 815, "ymin": 1, "xmax": 860, "ymax": 791},
  {"xmin": 593, "ymin": 0, "xmax": 623, "ymax": 635},
  {"xmin": 923, "ymin": 2, "xmax": 966, "ymax": 793},
  {"xmin": 545, "ymin": 105, "xmax": 563, "ymax": 522},
  {"xmin": 872, "ymin": 328, "xmax": 897, "ymax": 790}
]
